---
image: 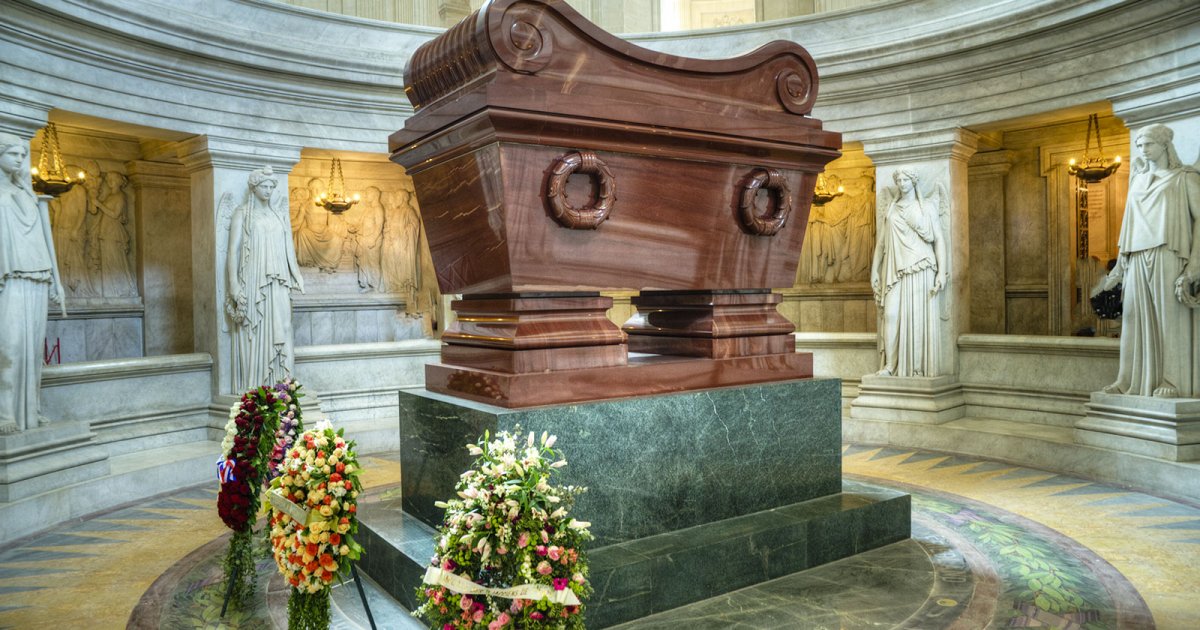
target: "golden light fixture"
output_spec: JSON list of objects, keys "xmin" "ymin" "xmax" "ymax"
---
[
  {"xmin": 30, "ymin": 122, "xmax": 84, "ymax": 197},
  {"xmin": 314, "ymin": 157, "xmax": 359, "ymax": 214},
  {"xmin": 811, "ymin": 173, "xmax": 844, "ymax": 206},
  {"xmin": 1067, "ymin": 114, "xmax": 1121, "ymax": 184}
]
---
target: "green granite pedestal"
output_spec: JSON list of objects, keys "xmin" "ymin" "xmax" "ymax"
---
[{"xmin": 359, "ymin": 379, "xmax": 911, "ymax": 627}]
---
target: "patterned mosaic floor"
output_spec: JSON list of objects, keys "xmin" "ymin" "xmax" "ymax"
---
[{"xmin": 2, "ymin": 446, "xmax": 1198, "ymax": 629}]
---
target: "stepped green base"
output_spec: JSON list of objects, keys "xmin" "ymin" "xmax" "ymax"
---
[
  {"xmin": 361, "ymin": 379, "xmax": 911, "ymax": 626},
  {"xmin": 359, "ymin": 481, "xmax": 910, "ymax": 627}
]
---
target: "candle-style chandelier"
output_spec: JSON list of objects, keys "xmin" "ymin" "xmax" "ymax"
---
[
  {"xmin": 314, "ymin": 157, "xmax": 359, "ymax": 214},
  {"xmin": 31, "ymin": 122, "xmax": 84, "ymax": 197},
  {"xmin": 1067, "ymin": 114, "xmax": 1121, "ymax": 184},
  {"xmin": 811, "ymin": 173, "xmax": 844, "ymax": 206}
]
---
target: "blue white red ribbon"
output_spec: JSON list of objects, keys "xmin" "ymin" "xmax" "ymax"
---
[{"xmin": 217, "ymin": 457, "xmax": 237, "ymax": 484}]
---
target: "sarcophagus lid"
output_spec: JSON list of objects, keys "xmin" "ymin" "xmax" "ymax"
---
[{"xmin": 391, "ymin": 0, "xmax": 841, "ymax": 295}]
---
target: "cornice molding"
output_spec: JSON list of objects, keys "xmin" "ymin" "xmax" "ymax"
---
[
  {"xmin": 862, "ymin": 129, "xmax": 979, "ymax": 167},
  {"xmin": 0, "ymin": 94, "xmax": 50, "ymax": 138},
  {"xmin": 175, "ymin": 135, "xmax": 302, "ymax": 173},
  {"xmin": 1112, "ymin": 80, "xmax": 1200, "ymax": 128}
]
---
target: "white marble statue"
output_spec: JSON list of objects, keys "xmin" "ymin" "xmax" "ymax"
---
[
  {"xmin": 353, "ymin": 186, "xmax": 385, "ymax": 292},
  {"xmin": 871, "ymin": 167, "xmax": 948, "ymax": 377},
  {"xmin": 0, "ymin": 133, "xmax": 65, "ymax": 433},
  {"xmin": 1092, "ymin": 124, "xmax": 1200, "ymax": 398},
  {"xmin": 224, "ymin": 166, "xmax": 304, "ymax": 393}
]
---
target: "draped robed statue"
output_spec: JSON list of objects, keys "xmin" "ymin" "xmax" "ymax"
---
[
  {"xmin": 1092, "ymin": 124, "xmax": 1200, "ymax": 398},
  {"xmin": 0, "ymin": 132, "xmax": 66, "ymax": 433},
  {"xmin": 870, "ymin": 167, "xmax": 949, "ymax": 377},
  {"xmin": 225, "ymin": 166, "xmax": 305, "ymax": 393}
]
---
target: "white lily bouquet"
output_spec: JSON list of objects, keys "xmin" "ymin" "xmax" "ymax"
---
[{"xmin": 415, "ymin": 428, "xmax": 593, "ymax": 629}]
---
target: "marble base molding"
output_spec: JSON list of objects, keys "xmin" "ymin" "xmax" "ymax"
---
[
  {"xmin": 849, "ymin": 374, "xmax": 967, "ymax": 425},
  {"xmin": 0, "ymin": 423, "xmax": 109, "ymax": 502},
  {"xmin": 358, "ymin": 481, "xmax": 910, "ymax": 628},
  {"xmin": 425, "ymin": 352, "xmax": 814, "ymax": 408},
  {"xmin": 1076, "ymin": 393, "xmax": 1200, "ymax": 462}
]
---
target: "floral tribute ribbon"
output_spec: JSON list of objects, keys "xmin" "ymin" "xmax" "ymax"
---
[
  {"xmin": 266, "ymin": 487, "xmax": 317, "ymax": 527},
  {"xmin": 216, "ymin": 457, "xmax": 237, "ymax": 484},
  {"xmin": 422, "ymin": 566, "xmax": 582, "ymax": 606}
]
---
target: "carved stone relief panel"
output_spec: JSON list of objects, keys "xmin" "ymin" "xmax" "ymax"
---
[
  {"xmin": 288, "ymin": 155, "xmax": 436, "ymax": 343},
  {"xmin": 795, "ymin": 149, "xmax": 876, "ymax": 286},
  {"xmin": 779, "ymin": 147, "xmax": 878, "ymax": 334},
  {"xmin": 34, "ymin": 125, "xmax": 145, "ymax": 306},
  {"xmin": 33, "ymin": 124, "xmax": 163, "ymax": 363}
]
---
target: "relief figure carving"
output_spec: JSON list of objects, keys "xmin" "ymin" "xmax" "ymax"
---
[
  {"xmin": 293, "ymin": 177, "xmax": 344, "ymax": 273},
  {"xmin": 352, "ymin": 186, "xmax": 385, "ymax": 291},
  {"xmin": 383, "ymin": 187, "xmax": 421, "ymax": 299},
  {"xmin": 797, "ymin": 173, "xmax": 875, "ymax": 284},
  {"xmin": 49, "ymin": 163, "xmax": 98, "ymax": 297},
  {"xmin": 93, "ymin": 171, "xmax": 137, "ymax": 297}
]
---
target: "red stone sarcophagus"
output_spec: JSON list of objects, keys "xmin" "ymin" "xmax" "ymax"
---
[{"xmin": 390, "ymin": 0, "xmax": 841, "ymax": 407}]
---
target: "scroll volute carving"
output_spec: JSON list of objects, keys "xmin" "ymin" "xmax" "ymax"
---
[
  {"xmin": 545, "ymin": 151, "xmax": 615, "ymax": 229},
  {"xmin": 776, "ymin": 63, "xmax": 818, "ymax": 116},
  {"xmin": 492, "ymin": 2, "xmax": 554, "ymax": 74},
  {"xmin": 738, "ymin": 168, "xmax": 792, "ymax": 236}
]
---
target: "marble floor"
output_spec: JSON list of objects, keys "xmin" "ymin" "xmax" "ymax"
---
[{"xmin": 2, "ymin": 445, "xmax": 1198, "ymax": 629}]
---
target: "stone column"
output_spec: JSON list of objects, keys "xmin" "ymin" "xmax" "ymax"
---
[
  {"xmin": 966, "ymin": 150, "xmax": 1014, "ymax": 334},
  {"xmin": 849, "ymin": 129, "xmax": 977, "ymax": 426},
  {"xmin": 176, "ymin": 136, "xmax": 301, "ymax": 397},
  {"xmin": 126, "ymin": 159, "xmax": 193, "ymax": 356},
  {"xmin": 1074, "ymin": 88, "xmax": 1200, "ymax": 462}
]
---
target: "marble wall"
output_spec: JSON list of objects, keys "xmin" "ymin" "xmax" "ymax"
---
[
  {"xmin": 268, "ymin": 0, "xmax": 885, "ymax": 31},
  {"xmin": 974, "ymin": 116, "xmax": 1130, "ymax": 337}
]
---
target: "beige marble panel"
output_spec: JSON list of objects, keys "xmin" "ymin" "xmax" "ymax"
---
[
  {"xmin": 967, "ymin": 151, "xmax": 1012, "ymax": 334},
  {"xmin": 128, "ymin": 160, "xmax": 192, "ymax": 356},
  {"xmin": 1006, "ymin": 297, "xmax": 1048, "ymax": 335}
]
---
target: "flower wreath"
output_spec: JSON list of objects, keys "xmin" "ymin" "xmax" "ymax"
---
[
  {"xmin": 415, "ymin": 429, "xmax": 593, "ymax": 630},
  {"xmin": 268, "ymin": 421, "xmax": 364, "ymax": 630},
  {"xmin": 216, "ymin": 378, "xmax": 305, "ymax": 605}
]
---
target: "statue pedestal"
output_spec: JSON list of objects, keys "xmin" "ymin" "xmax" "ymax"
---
[
  {"xmin": 849, "ymin": 374, "xmax": 966, "ymax": 425},
  {"xmin": 358, "ymin": 380, "xmax": 910, "ymax": 627},
  {"xmin": 1076, "ymin": 393, "xmax": 1200, "ymax": 462},
  {"xmin": 0, "ymin": 422, "xmax": 109, "ymax": 502}
]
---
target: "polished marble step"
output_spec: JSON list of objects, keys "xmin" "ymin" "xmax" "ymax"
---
[
  {"xmin": 846, "ymin": 414, "xmax": 1200, "ymax": 504},
  {"xmin": 357, "ymin": 480, "xmax": 910, "ymax": 628}
]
